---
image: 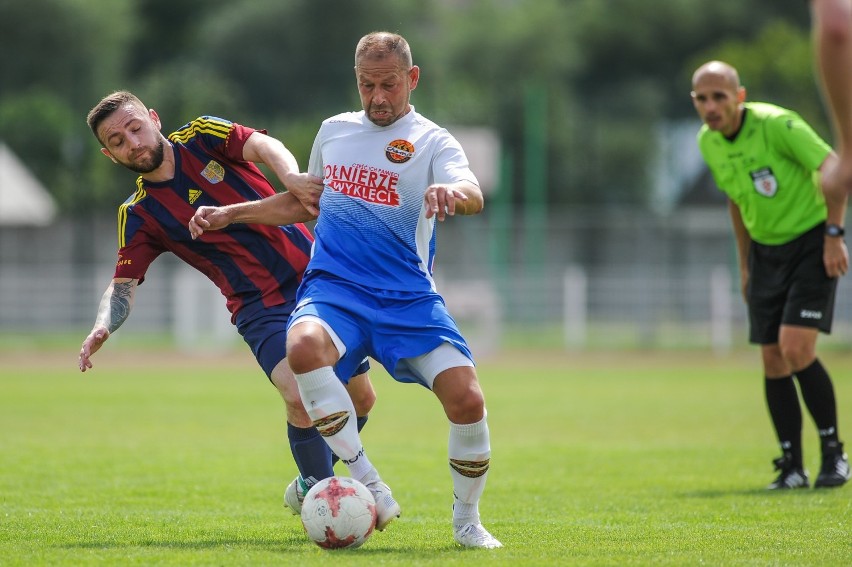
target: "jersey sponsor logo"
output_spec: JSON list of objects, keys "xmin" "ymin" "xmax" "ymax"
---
[
  {"xmin": 800, "ymin": 309, "xmax": 823, "ymax": 320},
  {"xmin": 188, "ymin": 188, "xmax": 202, "ymax": 204},
  {"xmin": 385, "ymin": 139, "xmax": 415, "ymax": 164},
  {"xmin": 201, "ymin": 160, "xmax": 225, "ymax": 184},
  {"xmin": 325, "ymin": 163, "xmax": 400, "ymax": 206},
  {"xmin": 750, "ymin": 167, "xmax": 778, "ymax": 197}
]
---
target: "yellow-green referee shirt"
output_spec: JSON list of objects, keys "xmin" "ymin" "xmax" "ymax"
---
[{"xmin": 697, "ymin": 102, "xmax": 832, "ymax": 245}]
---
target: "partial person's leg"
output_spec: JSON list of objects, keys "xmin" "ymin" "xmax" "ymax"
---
[
  {"xmin": 241, "ymin": 311, "xmax": 343, "ymax": 514},
  {"xmin": 813, "ymin": 0, "xmax": 852, "ymax": 152},
  {"xmin": 329, "ymin": 371, "xmax": 376, "ymax": 466},
  {"xmin": 780, "ymin": 325, "xmax": 850, "ymax": 487},
  {"xmin": 288, "ymin": 319, "xmax": 400, "ymax": 528},
  {"xmin": 761, "ymin": 344, "xmax": 808, "ymax": 488},
  {"xmin": 287, "ymin": 321, "xmax": 369, "ymax": 471},
  {"xmin": 270, "ymin": 359, "xmax": 333, "ymax": 480},
  {"xmin": 780, "ymin": 326, "xmax": 838, "ymax": 443},
  {"xmin": 347, "ymin": 372, "xmax": 377, "ymax": 418},
  {"xmin": 269, "ymin": 359, "xmax": 335, "ymax": 514},
  {"xmin": 433, "ymin": 365, "xmax": 491, "ymax": 509},
  {"xmin": 414, "ymin": 344, "xmax": 501, "ymax": 548},
  {"xmin": 812, "ymin": 0, "xmax": 852, "ymax": 194}
]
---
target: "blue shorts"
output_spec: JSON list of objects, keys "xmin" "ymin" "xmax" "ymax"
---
[
  {"xmin": 236, "ymin": 303, "xmax": 369, "ymax": 380},
  {"xmin": 288, "ymin": 271, "xmax": 474, "ymax": 387}
]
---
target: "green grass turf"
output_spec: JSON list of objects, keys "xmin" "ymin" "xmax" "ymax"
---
[{"xmin": 0, "ymin": 347, "xmax": 850, "ymax": 565}]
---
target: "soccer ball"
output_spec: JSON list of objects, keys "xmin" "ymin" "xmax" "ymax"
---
[{"xmin": 300, "ymin": 476, "xmax": 377, "ymax": 549}]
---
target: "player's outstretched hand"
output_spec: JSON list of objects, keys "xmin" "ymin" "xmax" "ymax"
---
[
  {"xmin": 79, "ymin": 327, "xmax": 109, "ymax": 372},
  {"xmin": 283, "ymin": 173, "xmax": 324, "ymax": 217},
  {"xmin": 189, "ymin": 206, "xmax": 231, "ymax": 240},
  {"xmin": 424, "ymin": 184, "xmax": 468, "ymax": 222}
]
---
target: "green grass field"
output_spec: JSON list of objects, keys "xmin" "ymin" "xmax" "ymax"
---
[{"xmin": 1, "ymin": 346, "xmax": 850, "ymax": 566}]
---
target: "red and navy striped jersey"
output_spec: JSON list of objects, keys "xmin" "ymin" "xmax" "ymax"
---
[{"xmin": 114, "ymin": 116, "xmax": 313, "ymax": 323}]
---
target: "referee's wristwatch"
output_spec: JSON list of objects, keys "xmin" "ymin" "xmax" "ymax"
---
[{"xmin": 826, "ymin": 223, "xmax": 846, "ymax": 238}]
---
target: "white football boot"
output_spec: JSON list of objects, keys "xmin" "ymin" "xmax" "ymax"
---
[{"xmin": 453, "ymin": 522, "xmax": 503, "ymax": 548}]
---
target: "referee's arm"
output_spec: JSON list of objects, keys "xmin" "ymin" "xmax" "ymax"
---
[
  {"xmin": 819, "ymin": 152, "xmax": 849, "ymax": 277},
  {"xmin": 727, "ymin": 199, "xmax": 751, "ymax": 302}
]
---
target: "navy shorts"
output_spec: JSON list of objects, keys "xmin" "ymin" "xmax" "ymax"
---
[
  {"xmin": 747, "ymin": 223, "xmax": 838, "ymax": 344},
  {"xmin": 236, "ymin": 303, "xmax": 369, "ymax": 380}
]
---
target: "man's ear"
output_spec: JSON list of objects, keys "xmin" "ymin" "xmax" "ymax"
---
[
  {"xmin": 408, "ymin": 65, "xmax": 420, "ymax": 91},
  {"xmin": 100, "ymin": 147, "xmax": 118, "ymax": 163}
]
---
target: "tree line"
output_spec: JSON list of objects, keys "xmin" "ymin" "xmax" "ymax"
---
[{"xmin": 0, "ymin": 0, "xmax": 816, "ymax": 214}]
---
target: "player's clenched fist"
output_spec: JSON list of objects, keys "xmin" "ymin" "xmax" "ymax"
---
[{"xmin": 189, "ymin": 206, "xmax": 231, "ymax": 239}]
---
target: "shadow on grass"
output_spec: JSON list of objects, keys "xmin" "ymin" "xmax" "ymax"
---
[
  {"xmin": 680, "ymin": 487, "xmax": 819, "ymax": 499},
  {"xmin": 57, "ymin": 534, "xmax": 465, "ymax": 554}
]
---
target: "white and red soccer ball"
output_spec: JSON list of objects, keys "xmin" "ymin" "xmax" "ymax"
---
[{"xmin": 300, "ymin": 476, "xmax": 377, "ymax": 549}]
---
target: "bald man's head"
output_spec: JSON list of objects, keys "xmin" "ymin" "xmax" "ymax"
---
[
  {"xmin": 691, "ymin": 60, "xmax": 746, "ymax": 138},
  {"xmin": 692, "ymin": 60, "xmax": 741, "ymax": 91}
]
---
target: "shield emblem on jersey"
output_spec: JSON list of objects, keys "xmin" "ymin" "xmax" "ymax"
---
[
  {"xmin": 750, "ymin": 167, "xmax": 778, "ymax": 197},
  {"xmin": 201, "ymin": 160, "xmax": 225, "ymax": 184}
]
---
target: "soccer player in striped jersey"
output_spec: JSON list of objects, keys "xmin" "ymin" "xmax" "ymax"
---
[
  {"xmin": 190, "ymin": 32, "xmax": 501, "ymax": 549},
  {"xmin": 691, "ymin": 61, "xmax": 850, "ymax": 489},
  {"xmin": 78, "ymin": 91, "xmax": 376, "ymax": 513}
]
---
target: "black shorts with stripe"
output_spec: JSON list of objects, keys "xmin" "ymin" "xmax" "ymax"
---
[{"xmin": 747, "ymin": 222, "xmax": 838, "ymax": 344}]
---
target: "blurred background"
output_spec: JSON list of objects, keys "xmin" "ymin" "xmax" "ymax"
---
[{"xmin": 1, "ymin": 0, "xmax": 848, "ymax": 356}]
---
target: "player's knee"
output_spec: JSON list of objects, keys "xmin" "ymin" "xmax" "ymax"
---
[
  {"xmin": 286, "ymin": 323, "xmax": 336, "ymax": 373},
  {"xmin": 348, "ymin": 377, "xmax": 377, "ymax": 416},
  {"xmin": 442, "ymin": 383, "xmax": 486, "ymax": 424},
  {"xmin": 779, "ymin": 341, "xmax": 815, "ymax": 371}
]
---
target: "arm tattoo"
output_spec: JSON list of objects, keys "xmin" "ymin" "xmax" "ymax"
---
[{"xmin": 107, "ymin": 281, "xmax": 134, "ymax": 333}]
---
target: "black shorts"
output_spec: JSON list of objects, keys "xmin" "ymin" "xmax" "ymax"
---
[{"xmin": 747, "ymin": 223, "xmax": 837, "ymax": 344}]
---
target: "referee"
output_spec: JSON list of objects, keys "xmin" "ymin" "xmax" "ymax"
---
[{"xmin": 691, "ymin": 60, "xmax": 850, "ymax": 489}]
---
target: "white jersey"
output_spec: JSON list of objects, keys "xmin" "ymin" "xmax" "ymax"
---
[{"xmin": 307, "ymin": 106, "xmax": 479, "ymax": 292}]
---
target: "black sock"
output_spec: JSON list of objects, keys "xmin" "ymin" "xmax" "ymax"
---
[
  {"xmin": 765, "ymin": 375, "xmax": 803, "ymax": 466},
  {"xmin": 795, "ymin": 358, "xmax": 840, "ymax": 444},
  {"xmin": 356, "ymin": 414, "xmax": 369, "ymax": 432}
]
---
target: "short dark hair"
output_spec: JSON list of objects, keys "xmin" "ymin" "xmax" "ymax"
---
[
  {"xmin": 355, "ymin": 31, "xmax": 412, "ymax": 68},
  {"xmin": 86, "ymin": 91, "xmax": 146, "ymax": 144}
]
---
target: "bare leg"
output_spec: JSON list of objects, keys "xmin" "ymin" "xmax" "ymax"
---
[{"xmin": 813, "ymin": 0, "xmax": 852, "ymax": 194}]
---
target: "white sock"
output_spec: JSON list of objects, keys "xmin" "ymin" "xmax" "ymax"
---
[
  {"xmin": 448, "ymin": 411, "xmax": 491, "ymax": 526},
  {"xmin": 295, "ymin": 366, "xmax": 375, "ymax": 480}
]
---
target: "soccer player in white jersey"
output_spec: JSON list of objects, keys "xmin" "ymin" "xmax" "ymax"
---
[{"xmin": 189, "ymin": 31, "xmax": 501, "ymax": 549}]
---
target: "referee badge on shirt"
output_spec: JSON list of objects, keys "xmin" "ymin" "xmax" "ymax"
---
[
  {"xmin": 201, "ymin": 160, "xmax": 225, "ymax": 184},
  {"xmin": 750, "ymin": 167, "xmax": 778, "ymax": 197}
]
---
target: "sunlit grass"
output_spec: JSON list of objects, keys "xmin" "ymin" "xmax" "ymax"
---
[{"xmin": 1, "ymin": 347, "xmax": 850, "ymax": 565}]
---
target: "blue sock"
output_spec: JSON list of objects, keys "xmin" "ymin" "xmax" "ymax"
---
[
  {"xmin": 331, "ymin": 415, "xmax": 369, "ymax": 466},
  {"xmin": 287, "ymin": 423, "xmax": 334, "ymax": 488}
]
